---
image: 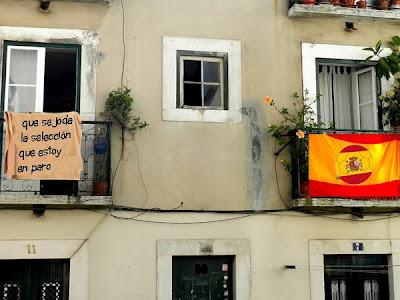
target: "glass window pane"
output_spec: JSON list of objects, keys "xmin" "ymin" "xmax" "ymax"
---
[
  {"xmin": 204, "ymin": 85, "xmax": 221, "ymax": 107},
  {"xmin": 9, "ymin": 49, "xmax": 37, "ymax": 85},
  {"xmin": 203, "ymin": 62, "xmax": 220, "ymax": 83},
  {"xmin": 358, "ymin": 70, "xmax": 374, "ymax": 104},
  {"xmin": 360, "ymin": 104, "xmax": 375, "ymax": 130},
  {"xmin": 183, "ymin": 60, "xmax": 201, "ymax": 82},
  {"xmin": 8, "ymin": 86, "xmax": 36, "ymax": 112},
  {"xmin": 183, "ymin": 83, "xmax": 202, "ymax": 106}
]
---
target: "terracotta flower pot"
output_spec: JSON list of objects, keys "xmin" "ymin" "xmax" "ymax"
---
[
  {"xmin": 390, "ymin": 0, "xmax": 400, "ymax": 8},
  {"xmin": 331, "ymin": 0, "xmax": 342, "ymax": 4},
  {"xmin": 358, "ymin": 0, "xmax": 367, "ymax": 7},
  {"xmin": 93, "ymin": 182, "xmax": 109, "ymax": 196},
  {"xmin": 302, "ymin": 0, "xmax": 317, "ymax": 4},
  {"xmin": 376, "ymin": 0, "xmax": 390, "ymax": 9},
  {"xmin": 300, "ymin": 180, "xmax": 309, "ymax": 197},
  {"xmin": 342, "ymin": 0, "xmax": 356, "ymax": 6}
]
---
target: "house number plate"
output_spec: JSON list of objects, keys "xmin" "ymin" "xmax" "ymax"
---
[{"xmin": 353, "ymin": 242, "xmax": 364, "ymax": 251}]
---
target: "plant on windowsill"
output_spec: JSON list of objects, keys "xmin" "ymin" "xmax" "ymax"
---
[
  {"xmin": 265, "ymin": 92, "xmax": 325, "ymax": 196},
  {"xmin": 364, "ymin": 36, "xmax": 400, "ymax": 130}
]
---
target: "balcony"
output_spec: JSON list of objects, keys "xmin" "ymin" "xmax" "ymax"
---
[
  {"xmin": 288, "ymin": 1, "xmax": 400, "ymax": 21},
  {"xmin": 0, "ymin": 120, "xmax": 112, "ymax": 207},
  {"xmin": 291, "ymin": 130, "xmax": 400, "ymax": 210}
]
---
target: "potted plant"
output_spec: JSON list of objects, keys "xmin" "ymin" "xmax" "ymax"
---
[
  {"xmin": 391, "ymin": 0, "xmax": 400, "ymax": 9},
  {"xmin": 303, "ymin": 0, "xmax": 317, "ymax": 4},
  {"xmin": 364, "ymin": 36, "xmax": 400, "ymax": 129},
  {"xmin": 342, "ymin": 0, "xmax": 355, "ymax": 7},
  {"xmin": 358, "ymin": 0, "xmax": 367, "ymax": 8},
  {"xmin": 264, "ymin": 92, "xmax": 324, "ymax": 197},
  {"xmin": 376, "ymin": 0, "xmax": 390, "ymax": 9},
  {"xmin": 378, "ymin": 81, "xmax": 400, "ymax": 130},
  {"xmin": 94, "ymin": 86, "xmax": 148, "ymax": 195}
]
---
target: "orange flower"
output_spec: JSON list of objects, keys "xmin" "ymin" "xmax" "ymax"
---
[
  {"xmin": 263, "ymin": 96, "xmax": 273, "ymax": 105},
  {"xmin": 296, "ymin": 130, "xmax": 305, "ymax": 139}
]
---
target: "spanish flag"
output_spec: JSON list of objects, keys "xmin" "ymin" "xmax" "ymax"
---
[{"xmin": 309, "ymin": 134, "xmax": 400, "ymax": 198}]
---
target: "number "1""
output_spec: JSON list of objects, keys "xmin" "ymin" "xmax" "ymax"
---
[{"xmin": 26, "ymin": 244, "xmax": 36, "ymax": 254}]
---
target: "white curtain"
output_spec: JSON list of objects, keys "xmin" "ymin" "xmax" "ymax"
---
[
  {"xmin": 317, "ymin": 65, "xmax": 333, "ymax": 126},
  {"xmin": 318, "ymin": 65, "xmax": 354, "ymax": 129}
]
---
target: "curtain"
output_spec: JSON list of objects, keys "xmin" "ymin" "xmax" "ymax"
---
[
  {"xmin": 318, "ymin": 65, "xmax": 354, "ymax": 129},
  {"xmin": 317, "ymin": 65, "xmax": 333, "ymax": 126}
]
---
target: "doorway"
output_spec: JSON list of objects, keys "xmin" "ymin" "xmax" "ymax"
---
[{"xmin": 0, "ymin": 259, "xmax": 69, "ymax": 300}]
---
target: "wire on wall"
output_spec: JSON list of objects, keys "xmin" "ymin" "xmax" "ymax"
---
[{"xmin": 120, "ymin": 0, "xmax": 126, "ymax": 87}]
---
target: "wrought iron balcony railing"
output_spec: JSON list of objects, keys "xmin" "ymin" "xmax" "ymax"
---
[{"xmin": 0, "ymin": 120, "xmax": 112, "ymax": 198}]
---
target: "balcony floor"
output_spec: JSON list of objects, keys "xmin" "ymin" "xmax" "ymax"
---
[
  {"xmin": 0, "ymin": 194, "xmax": 111, "ymax": 207},
  {"xmin": 293, "ymin": 197, "xmax": 400, "ymax": 209}
]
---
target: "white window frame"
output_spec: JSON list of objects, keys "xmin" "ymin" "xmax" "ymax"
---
[
  {"xmin": 0, "ymin": 239, "xmax": 88, "ymax": 300},
  {"xmin": 157, "ymin": 239, "xmax": 251, "ymax": 300},
  {"xmin": 4, "ymin": 46, "xmax": 46, "ymax": 112},
  {"xmin": 352, "ymin": 66, "xmax": 378, "ymax": 130},
  {"xmin": 179, "ymin": 55, "xmax": 225, "ymax": 110},
  {"xmin": 0, "ymin": 26, "xmax": 98, "ymax": 121},
  {"xmin": 309, "ymin": 239, "xmax": 400, "ymax": 300},
  {"xmin": 302, "ymin": 43, "xmax": 392, "ymax": 126},
  {"xmin": 163, "ymin": 36, "xmax": 242, "ymax": 123}
]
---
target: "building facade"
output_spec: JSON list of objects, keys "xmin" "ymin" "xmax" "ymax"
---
[{"xmin": 0, "ymin": 0, "xmax": 399, "ymax": 299}]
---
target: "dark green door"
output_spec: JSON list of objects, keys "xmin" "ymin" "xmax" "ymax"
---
[
  {"xmin": 0, "ymin": 259, "xmax": 69, "ymax": 300},
  {"xmin": 172, "ymin": 256, "xmax": 234, "ymax": 300},
  {"xmin": 324, "ymin": 254, "xmax": 389, "ymax": 300}
]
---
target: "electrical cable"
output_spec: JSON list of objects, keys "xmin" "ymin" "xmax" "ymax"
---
[
  {"xmin": 120, "ymin": 0, "xmax": 126, "ymax": 87},
  {"xmin": 133, "ymin": 138, "xmax": 149, "ymax": 207}
]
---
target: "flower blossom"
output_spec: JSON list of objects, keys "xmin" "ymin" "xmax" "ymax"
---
[
  {"xmin": 263, "ymin": 96, "xmax": 273, "ymax": 105},
  {"xmin": 386, "ymin": 90, "xmax": 395, "ymax": 97},
  {"xmin": 296, "ymin": 130, "xmax": 305, "ymax": 139}
]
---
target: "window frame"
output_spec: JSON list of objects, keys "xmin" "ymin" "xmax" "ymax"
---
[
  {"xmin": 302, "ymin": 43, "xmax": 392, "ymax": 130},
  {"xmin": 177, "ymin": 50, "xmax": 228, "ymax": 110},
  {"xmin": 163, "ymin": 36, "xmax": 242, "ymax": 123},
  {"xmin": 1, "ymin": 40, "xmax": 82, "ymax": 113}
]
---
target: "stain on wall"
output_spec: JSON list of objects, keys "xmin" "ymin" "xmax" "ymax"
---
[{"xmin": 243, "ymin": 100, "xmax": 267, "ymax": 210}]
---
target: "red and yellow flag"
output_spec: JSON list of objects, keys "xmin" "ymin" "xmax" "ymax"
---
[{"xmin": 309, "ymin": 134, "xmax": 400, "ymax": 198}]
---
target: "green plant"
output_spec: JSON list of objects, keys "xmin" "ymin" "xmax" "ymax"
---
[
  {"xmin": 265, "ymin": 92, "xmax": 324, "ymax": 176},
  {"xmin": 103, "ymin": 86, "xmax": 148, "ymax": 154},
  {"xmin": 364, "ymin": 36, "xmax": 400, "ymax": 80},
  {"xmin": 378, "ymin": 79, "xmax": 400, "ymax": 127},
  {"xmin": 364, "ymin": 36, "xmax": 400, "ymax": 127}
]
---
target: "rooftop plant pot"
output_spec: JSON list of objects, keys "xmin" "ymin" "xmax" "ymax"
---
[
  {"xmin": 358, "ymin": 0, "xmax": 367, "ymax": 7},
  {"xmin": 302, "ymin": 0, "xmax": 317, "ymax": 4},
  {"xmin": 390, "ymin": 0, "xmax": 400, "ymax": 8},
  {"xmin": 376, "ymin": 0, "xmax": 390, "ymax": 9},
  {"xmin": 342, "ymin": 0, "xmax": 356, "ymax": 6}
]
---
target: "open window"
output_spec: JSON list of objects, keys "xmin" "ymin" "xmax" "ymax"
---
[
  {"xmin": 317, "ymin": 60, "xmax": 380, "ymax": 130},
  {"xmin": 1, "ymin": 41, "xmax": 81, "ymax": 196},
  {"xmin": 2, "ymin": 41, "xmax": 81, "ymax": 114}
]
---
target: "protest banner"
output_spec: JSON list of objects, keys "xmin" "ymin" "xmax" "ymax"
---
[{"xmin": 5, "ymin": 112, "xmax": 82, "ymax": 180}]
